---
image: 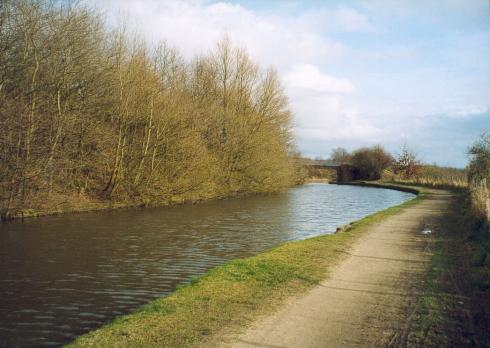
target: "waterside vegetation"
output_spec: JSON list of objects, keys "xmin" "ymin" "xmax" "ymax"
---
[{"xmin": 0, "ymin": 1, "xmax": 298, "ymax": 220}]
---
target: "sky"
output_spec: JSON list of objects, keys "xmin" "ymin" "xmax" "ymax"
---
[{"xmin": 85, "ymin": 0, "xmax": 490, "ymax": 168}]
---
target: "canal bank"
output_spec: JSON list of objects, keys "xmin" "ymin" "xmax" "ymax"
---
[
  {"xmin": 1, "ymin": 190, "xmax": 276, "ymax": 222},
  {"xmin": 67, "ymin": 184, "xmax": 427, "ymax": 347}
]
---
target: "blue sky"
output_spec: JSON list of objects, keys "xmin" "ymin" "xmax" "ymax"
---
[{"xmin": 87, "ymin": 0, "xmax": 490, "ymax": 167}]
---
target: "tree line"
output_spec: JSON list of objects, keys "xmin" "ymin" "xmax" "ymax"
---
[
  {"xmin": 328, "ymin": 137, "xmax": 488, "ymax": 221},
  {"xmin": 0, "ymin": 1, "xmax": 298, "ymax": 219},
  {"xmin": 328, "ymin": 144, "xmax": 471, "ymax": 183}
]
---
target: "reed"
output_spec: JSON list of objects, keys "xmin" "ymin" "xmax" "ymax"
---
[
  {"xmin": 384, "ymin": 164, "xmax": 468, "ymax": 190},
  {"xmin": 470, "ymin": 179, "xmax": 490, "ymax": 221},
  {"xmin": 392, "ymin": 176, "xmax": 468, "ymax": 189}
]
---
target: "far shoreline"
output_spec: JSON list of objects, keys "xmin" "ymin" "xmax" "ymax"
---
[{"xmin": 2, "ymin": 180, "xmax": 421, "ymax": 223}]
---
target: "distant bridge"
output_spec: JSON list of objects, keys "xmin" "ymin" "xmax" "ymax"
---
[{"xmin": 304, "ymin": 163, "xmax": 355, "ymax": 182}]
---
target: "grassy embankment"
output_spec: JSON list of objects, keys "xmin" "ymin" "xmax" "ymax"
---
[{"xmin": 67, "ymin": 184, "xmax": 424, "ymax": 347}]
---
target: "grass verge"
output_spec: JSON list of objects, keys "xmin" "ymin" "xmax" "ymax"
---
[
  {"xmin": 67, "ymin": 185, "xmax": 423, "ymax": 348},
  {"xmin": 407, "ymin": 190, "xmax": 490, "ymax": 347}
]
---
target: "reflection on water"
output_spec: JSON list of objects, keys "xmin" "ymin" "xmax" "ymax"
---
[{"xmin": 0, "ymin": 183, "xmax": 414, "ymax": 347}]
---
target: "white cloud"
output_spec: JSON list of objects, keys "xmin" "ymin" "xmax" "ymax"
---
[
  {"xmin": 446, "ymin": 105, "xmax": 489, "ymax": 118},
  {"xmin": 285, "ymin": 64, "xmax": 354, "ymax": 94},
  {"xmin": 334, "ymin": 6, "xmax": 374, "ymax": 32},
  {"xmin": 283, "ymin": 64, "xmax": 371, "ymax": 142},
  {"xmin": 88, "ymin": 0, "xmax": 346, "ymax": 71},
  {"xmin": 290, "ymin": 93, "xmax": 383, "ymax": 141}
]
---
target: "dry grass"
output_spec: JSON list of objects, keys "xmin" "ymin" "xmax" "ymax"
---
[
  {"xmin": 470, "ymin": 180, "xmax": 490, "ymax": 220},
  {"xmin": 384, "ymin": 164, "xmax": 468, "ymax": 190},
  {"xmin": 393, "ymin": 176, "xmax": 468, "ymax": 189}
]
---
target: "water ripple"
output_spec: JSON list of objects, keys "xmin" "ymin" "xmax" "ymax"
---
[{"xmin": 0, "ymin": 183, "xmax": 413, "ymax": 347}]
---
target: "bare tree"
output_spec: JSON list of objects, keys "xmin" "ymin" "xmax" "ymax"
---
[
  {"xmin": 393, "ymin": 144, "xmax": 420, "ymax": 179},
  {"xmin": 330, "ymin": 147, "xmax": 351, "ymax": 165},
  {"xmin": 0, "ymin": 3, "xmax": 298, "ymax": 218}
]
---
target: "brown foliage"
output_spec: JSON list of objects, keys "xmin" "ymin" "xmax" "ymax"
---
[{"xmin": 0, "ymin": 1, "xmax": 297, "ymax": 218}]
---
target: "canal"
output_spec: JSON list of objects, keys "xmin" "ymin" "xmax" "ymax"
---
[{"xmin": 0, "ymin": 183, "xmax": 414, "ymax": 347}]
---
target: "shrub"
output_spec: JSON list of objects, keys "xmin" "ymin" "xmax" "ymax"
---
[
  {"xmin": 350, "ymin": 145, "xmax": 393, "ymax": 180},
  {"xmin": 468, "ymin": 133, "xmax": 490, "ymax": 184}
]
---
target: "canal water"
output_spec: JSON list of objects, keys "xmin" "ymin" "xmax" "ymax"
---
[{"xmin": 0, "ymin": 183, "xmax": 414, "ymax": 347}]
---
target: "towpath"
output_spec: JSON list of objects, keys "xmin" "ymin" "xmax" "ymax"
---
[{"xmin": 210, "ymin": 189, "xmax": 453, "ymax": 348}]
